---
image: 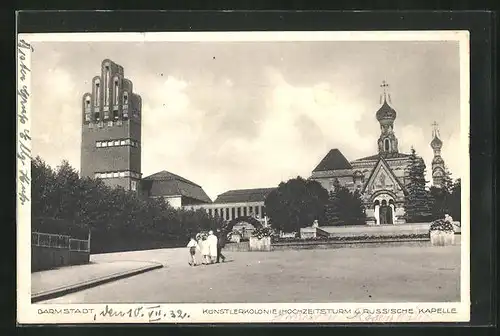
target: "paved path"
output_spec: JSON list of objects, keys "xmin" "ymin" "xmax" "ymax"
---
[
  {"xmin": 40, "ymin": 242, "xmax": 461, "ymax": 304},
  {"xmin": 32, "ymin": 260, "xmax": 162, "ymax": 302}
]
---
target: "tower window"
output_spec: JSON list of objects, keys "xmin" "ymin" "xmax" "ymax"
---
[
  {"xmin": 384, "ymin": 138, "xmax": 390, "ymax": 151},
  {"xmin": 94, "ymin": 82, "xmax": 100, "ymax": 106},
  {"xmin": 131, "ymin": 180, "xmax": 137, "ymax": 191},
  {"xmin": 123, "ymin": 92, "xmax": 128, "ymax": 105},
  {"xmin": 85, "ymin": 97, "xmax": 91, "ymax": 108},
  {"xmin": 114, "ymin": 78, "xmax": 119, "ymax": 105},
  {"xmin": 104, "ymin": 66, "xmax": 110, "ymax": 106}
]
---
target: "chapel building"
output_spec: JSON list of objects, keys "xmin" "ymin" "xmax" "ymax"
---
[{"xmin": 310, "ymin": 82, "xmax": 432, "ymax": 225}]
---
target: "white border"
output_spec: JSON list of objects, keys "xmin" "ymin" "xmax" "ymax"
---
[{"xmin": 16, "ymin": 31, "xmax": 470, "ymax": 324}]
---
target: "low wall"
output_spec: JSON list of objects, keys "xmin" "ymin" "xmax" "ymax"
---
[
  {"xmin": 32, "ymin": 246, "xmax": 90, "ymax": 271},
  {"xmin": 224, "ymin": 242, "xmax": 250, "ymax": 252},
  {"xmin": 32, "ymin": 246, "xmax": 70, "ymax": 272},
  {"xmin": 69, "ymin": 251, "xmax": 90, "ymax": 265}
]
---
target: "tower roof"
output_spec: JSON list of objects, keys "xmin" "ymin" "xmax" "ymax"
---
[
  {"xmin": 313, "ymin": 149, "xmax": 352, "ymax": 172},
  {"xmin": 143, "ymin": 170, "xmax": 212, "ymax": 203},
  {"xmin": 376, "ymin": 100, "xmax": 397, "ymax": 121}
]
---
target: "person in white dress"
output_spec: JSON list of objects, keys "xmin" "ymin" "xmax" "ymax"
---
[
  {"xmin": 207, "ymin": 230, "xmax": 218, "ymax": 263},
  {"xmin": 198, "ymin": 235, "xmax": 210, "ymax": 265}
]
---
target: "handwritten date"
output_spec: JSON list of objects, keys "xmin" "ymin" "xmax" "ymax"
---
[{"xmin": 97, "ymin": 305, "xmax": 190, "ymax": 322}]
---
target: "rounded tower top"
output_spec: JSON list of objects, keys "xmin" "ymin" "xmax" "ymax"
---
[
  {"xmin": 376, "ymin": 100, "xmax": 397, "ymax": 122},
  {"xmin": 430, "ymin": 135, "xmax": 443, "ymax": 150}
]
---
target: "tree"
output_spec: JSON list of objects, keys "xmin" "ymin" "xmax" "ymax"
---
[
  {"xmin": 429, "ymin": 166, "xmax": 455, "ymax": 219},
  {"xmin": 404, "ymin": 147, "xmax": 433, "ymax": 222},
  {"xmin": 264, "ymin": 176, "xmax": 329, "ymax": 232},
  {"xmin": 324, "ymin": 186, "xmax": 365, "ymax": 226},
  {"xmin": 30, "ymin": 157, "xmax": 224, "ymax": 253},
  {"xmin": 324, "ymin": 190, "xmax": 342, "ymax": 225},
  {"xmin": 448, "ymin": 178, "xmax": 461, "ymax": 221},
  {"xmin": 349, "ymin": 189, "xmax": 366, "ymax": 224}
]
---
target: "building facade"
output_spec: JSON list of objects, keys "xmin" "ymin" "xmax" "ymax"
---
[
  {"xmin": 185, "ymin": 188, "xmax": 274, "ymax": 232},
  {"xmin": 310, "ymin": 86, "xmax": 421, "ymax": 225},
  {"xmin": 80, "ymin": 59, "xmax": 143, "ymax": 192},
  {"xmin": 80, "ymin": 60, "xmax": 212, "ymax": 207}
]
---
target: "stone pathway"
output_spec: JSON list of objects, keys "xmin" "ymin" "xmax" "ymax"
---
[{"xmin": 32, "ymin": 260, "xmax": 162, "ymax": 302}]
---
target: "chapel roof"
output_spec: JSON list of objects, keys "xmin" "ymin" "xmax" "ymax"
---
[
  {"xmin": 352, "ymin": 152, "xmax": 412, "ymax": 162},
  {"xmin": 213, "ymin": 187, "xmax": 276, "ymax": 204},
  {"xmin": 313, "ymin": 149, "xmax": 353, "ymax": 172},
  {"xmin": 361, "ymin": 157, "xmax": 408, "ymax": 195},
  {"xmin": 142, "ymin": 170, "xmax": 212, "ymax": 203}
]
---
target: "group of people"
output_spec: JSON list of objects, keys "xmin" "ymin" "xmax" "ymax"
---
[{"xmin": 186, "ymin": 229, "xmax": 227, "ymax": 266}]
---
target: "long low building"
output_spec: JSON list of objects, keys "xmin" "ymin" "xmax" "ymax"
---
[{"xmin": 185, "ymin": 188, "xmax": 275, "ymax": 224}]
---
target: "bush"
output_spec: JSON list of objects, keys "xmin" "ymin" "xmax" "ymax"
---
[
  {"xmin": 272, "ymin": 233, "xmax": 429, "ymax": 243},
  {"xmin": 429, "ymin": 219, "xmax": 454, "ymax": 233},
  {"xmin": 252, "ymin": 226, "xmax": 275, "ymax": 239}
]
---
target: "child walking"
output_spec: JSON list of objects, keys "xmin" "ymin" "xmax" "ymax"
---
[{"xmin": 186, "ymin": 237, "xmax": 200, "ymax": 266}]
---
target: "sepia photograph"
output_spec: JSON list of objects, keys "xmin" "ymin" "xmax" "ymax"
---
[{"xmin": 17, "ymin": 31, "xmax": 470, "ymax": 323}]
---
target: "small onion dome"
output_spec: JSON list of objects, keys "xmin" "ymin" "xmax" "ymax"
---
[
  {"xmin": 430, "ymin": 135, "xmax": 443, "ymax": 149},
  {"xmin": 432, "ymin": 155, "xmax": 444, "ymax": 164},
  {"xmin": 376, "ymin": 100, "xmax": 397, "ymax": 121}
]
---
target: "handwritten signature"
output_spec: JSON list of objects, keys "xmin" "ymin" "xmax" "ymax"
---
[
  {"xmin": 96, "ymin": 305, "xmax": 191, "ymax": 322},
  {"xmin": 17, "ymin": 39, "xmax": 33, "ymax": 206}
]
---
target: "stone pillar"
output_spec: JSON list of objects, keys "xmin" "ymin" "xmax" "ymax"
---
[
  {"xmin": 390, "ymin": 204, "xmax": 396, "ymax": 224},
  {"xmin": 374, "ymin": 205, "xmax": 380, "ymax": 225}
]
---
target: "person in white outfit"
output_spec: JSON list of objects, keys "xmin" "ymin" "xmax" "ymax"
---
[
  {"xmin": 198, "ymin": 235, "xmax": 210, "ymax": 265},
  {"xmin": 186, "ymin": 237, "xmax": 200, "ymax": 266},
  {"xmin": 207, "ymin": 230, "xmax": 218, "ymax": 264}
]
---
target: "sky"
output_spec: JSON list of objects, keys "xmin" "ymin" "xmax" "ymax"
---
[{"xmin": 30, "ymin": 39, "xmax": 464, "ymax": 201}]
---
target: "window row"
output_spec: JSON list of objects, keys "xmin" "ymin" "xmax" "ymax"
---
[
  {"xmin": 84, "ymin": 109, "xmax": 133, "ymax": 122},
  {"xmin": 207, "ymin": 205, "xmax": 266, "ymax": 221},
  {"xmin": 94, "ymin": 171, "xmax": 141, "ymax": 179},
  {"xmin": 96, "ymin": 138, "xmax": 139, "ymax": 148}
]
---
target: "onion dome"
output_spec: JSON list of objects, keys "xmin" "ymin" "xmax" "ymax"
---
[
  {"xmin": 430, "ymin": 135, "xmax": 443, "ymax": 149},
  {"xmin": 376, "ymin": 100, "xmax": 397, "ymax": 122}
]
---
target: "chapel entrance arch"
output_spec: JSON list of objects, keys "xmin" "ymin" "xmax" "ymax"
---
[{"xmin": 371, "ymin": 191, "xmax": 397, "ymax": 225}]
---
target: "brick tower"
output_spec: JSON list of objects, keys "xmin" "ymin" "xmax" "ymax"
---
[{"xmin": 80, "ymin": 59, "xmax": 142, "ymax": 192}]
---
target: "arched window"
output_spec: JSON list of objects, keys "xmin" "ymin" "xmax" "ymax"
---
[
  {"xmin": 94, "ymin": 80, "xmax": 100, "ymax": 106},
  {"xmin": 85, "ymin": 96, "xmax": 91, "ymax": 108},
  {"xmin": 384, "ymin": 138, "xmax": 390, "ymax": 151},
  {"xmin": 103, "ymin": 64, "xmax": 110, "ymax": 106},
  {"xmin": 113, "ymin": 77, "xmax": 119, "ymax": 105}
]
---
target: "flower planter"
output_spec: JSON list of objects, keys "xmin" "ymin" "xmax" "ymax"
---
[
  {"xmin": 249, "ymin": 236, "xmax": 271, "ymax": 251},
  {"xmin": 430, "ymin": 230, "xmax": 455, "ymax": 246}
]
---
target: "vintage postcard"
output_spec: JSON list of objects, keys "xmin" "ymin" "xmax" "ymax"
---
[{"xmin": 17, "ymin": 31, "xmax": 470, "ymax": 324}]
